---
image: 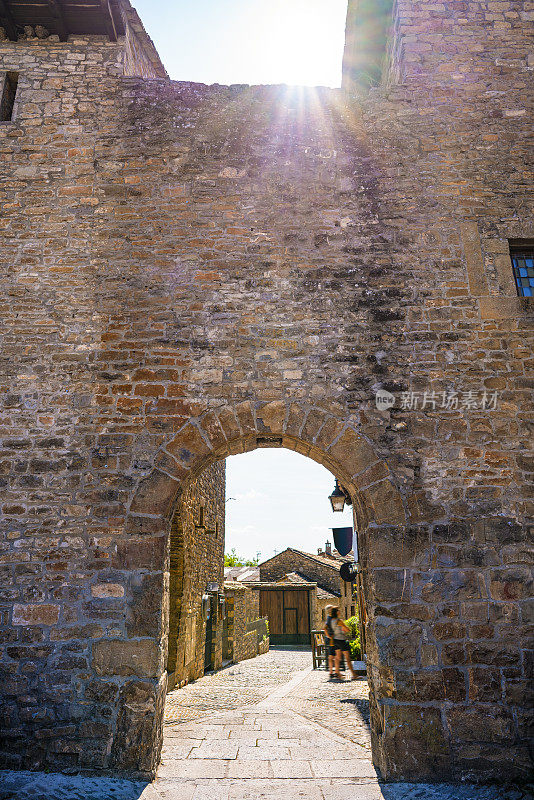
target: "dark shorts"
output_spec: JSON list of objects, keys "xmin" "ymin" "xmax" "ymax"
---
[
  {"xmin": 333, "ymin": 639, "xmax": 350, "ymax": 653},
  {"xmin": 328, "ymin": 645, "xmax": 336, "ymax": 657}
]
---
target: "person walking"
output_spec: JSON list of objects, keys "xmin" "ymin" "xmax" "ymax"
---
[
  {"xmin": 323, "ymin": 606, "xmax": 336, "ymax": 679},
  {"xmin": 330, "ymin": 606, "xmax": 357, "ymax": 680}
]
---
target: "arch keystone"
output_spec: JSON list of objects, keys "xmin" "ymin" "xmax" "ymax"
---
[{"xmin": 256, "ymin": 400, "xmax": 287, "ymax": 435}]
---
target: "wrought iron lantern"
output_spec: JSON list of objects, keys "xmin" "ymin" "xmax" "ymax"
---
[{"xmin": 329, "ymin": 479, "xmax": 346, "ymax": 512}]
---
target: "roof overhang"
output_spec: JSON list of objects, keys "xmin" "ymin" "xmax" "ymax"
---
[{"xmin": 0, "ymin": 0, "xmax": 125, "ymax": 42}]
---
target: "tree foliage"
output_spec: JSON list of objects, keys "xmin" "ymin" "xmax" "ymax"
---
[
  {"xmin": 224, "ymin": 548, "xmax": 259, "ymax": 567},
  {"xmin": 345, "ymin": 614, "xmax": 361, "ymax": 660}
]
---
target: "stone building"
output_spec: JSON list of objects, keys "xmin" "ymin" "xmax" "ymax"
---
[
  {"xmin": 259, "ymin": 546, "xmax": 355, "ymax": 622},
  {"xmin": 167, "ymin": 461, "xmax": 226, "ymax": 689},
  {"xmin": 0, "ymin": 0, "xmax": 532, "ymax": 784}
]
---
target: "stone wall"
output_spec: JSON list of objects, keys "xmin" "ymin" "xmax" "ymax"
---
[
  {"xmin": 0, "ymin": 0, "xmax": 532, "ymax": 782},
  {"xmin": 167, "ymin": 461, "xmax": 225, "ymax": 689},
  {"xmin": 120, "ymin": 1, "xmax": 168, "ymax": 79},
  {"xmin": 223, "ymin": 584, "xmax": 269, "ymax": 663},
  {"xmin": 384, "ymin": 0, "xmax": 533, "ymax": 88}
]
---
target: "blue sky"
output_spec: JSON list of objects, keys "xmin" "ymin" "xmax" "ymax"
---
[
  {"xmin": 133, "ymin": 0, "xmax": 348, "ymax": 87},
  {"xmin": 225, "ymin": 449, "xmax": 354, "ymax": 561}
]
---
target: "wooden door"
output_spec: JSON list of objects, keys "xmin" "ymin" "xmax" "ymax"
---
[
  {"xmin": 284, "ymin": 590, "xmax": 310, "ymax": 639},
  {"xmin": 260, "ymin": 590, "xmax": 283, "ymax": 635},
  {"xmin": 283, "ymin": 607, "xmax": 298, "ymax": 636}
]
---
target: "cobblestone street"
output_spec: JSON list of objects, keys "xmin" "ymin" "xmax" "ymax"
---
[
  {"xmin": 163, "ymin": 647, "xmax": 315, "ymax": 724},
  {"xmin": 2, "ymin": 648, "xmax": 533, "ymax": 799}
]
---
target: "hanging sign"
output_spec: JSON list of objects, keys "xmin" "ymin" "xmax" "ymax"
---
[{"xmin": 332, "ymin": 526, "xmax": 353, "ymax": 557}]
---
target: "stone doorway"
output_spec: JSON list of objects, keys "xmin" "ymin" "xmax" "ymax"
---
[{"xmin": 115, "ymin": 400, "xmax": 412, "ymax": 778}]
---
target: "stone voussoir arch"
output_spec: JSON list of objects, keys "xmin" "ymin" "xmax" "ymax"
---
[{"xmin": 127, "ymin": 399, "xmax": 407, "ymax": 536}]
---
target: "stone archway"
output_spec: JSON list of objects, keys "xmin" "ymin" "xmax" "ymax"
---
[{"xmin": 103, "ymin": 399, "xmax": 415, "ymax": 777}]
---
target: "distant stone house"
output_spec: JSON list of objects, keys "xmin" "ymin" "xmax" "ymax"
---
[
  {"xmin": 224, "ymin": 564, "xmax": 339, "ymax": 642},
  {"xmin": 248, "ymin": 576, "xmax": 318, "ymax": 645},
  {"xmin": 281, "ymin": 572, "xmax": 339, "ymax": 631},
  {"xmin": 258, "ymin": 544, "xmax": 356, "ymax": 624}
]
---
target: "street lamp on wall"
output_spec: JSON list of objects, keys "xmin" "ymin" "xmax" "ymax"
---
[{"xmin": 329, "ymin": 479, "xmax": 346, "ymax": 512}]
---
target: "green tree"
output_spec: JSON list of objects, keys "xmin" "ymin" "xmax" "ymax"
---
[{"xmin": 224, "ymin": 548, "xmax": 259, "ymax": 567}]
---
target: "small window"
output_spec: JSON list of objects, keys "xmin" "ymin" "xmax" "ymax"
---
[
  {"xmin": 510, "ymin": 241, "xmax": 534, "ymax": 298},
  {"xmin": 0, "ymin": 72, "xmax": 19, "ymax": 122}
]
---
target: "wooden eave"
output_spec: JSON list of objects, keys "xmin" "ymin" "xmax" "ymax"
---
[{"xmin": 0, "ymin": 0, "xmax": 125, "ymax": 41}]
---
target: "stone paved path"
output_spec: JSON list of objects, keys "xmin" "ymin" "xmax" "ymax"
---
[
  {"xmin": 164, "ymin": 646, "xmax": 312, "ymax": 723},
  {"xmin": 1, "ymin": 648, "xmax": 532, "ymax": 800}
]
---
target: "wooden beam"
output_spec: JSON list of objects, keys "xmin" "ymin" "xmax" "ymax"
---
[
  {"xmin": 0, "ymin": 0, "xmax": 18, "ymax": 41},
  {"xmin": 109, "ymin": 0, "xmax": 125, "ymax": 37},
  {"xmin": 48, "ymin": 0, "xmax": 68, "ymax": 42},
  {"xmin": 99, "ymin": 0, "xmax": 117, "ymax": 41}
]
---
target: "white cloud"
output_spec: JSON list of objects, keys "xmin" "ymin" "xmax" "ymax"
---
[{"xmin": 234, "ymin": 489, "xmax": 267, "ymax": 502}]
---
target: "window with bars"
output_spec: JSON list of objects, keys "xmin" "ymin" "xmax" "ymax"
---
[{"xmin": 510, "ymin": 242, "xmax": 534, "ymax": 298}]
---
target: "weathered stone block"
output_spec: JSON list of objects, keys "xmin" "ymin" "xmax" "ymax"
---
[
  {"xmin": 111, "ymin": 678, "xmax": 164, "ymax": 773},
  {"xmin": 12, "ymin": 604, "xmax": 60, "ymax": 626},
  {"xmin": 375, "ymin": 620, "xmax": 422, "ymax": 667},
  {"xmin": 412, "ymin": 570, "xmax": 484, "ymax": 603},
  {"xmin": 372, "ymin": 569, "xmax": 412, "ymax": 603},
  {"xmin": 129, "ymin": 470, "xmax": 180, "ymax": 516},
  {"xmin": 92, "ymin": 639, "xmax": 160, "ymax": 678},
  {"xmin": 165, "ymin": 425, "xmax": 212, "ymax": 470},
  {"xmin": 113, "ymin": 536, "xmax": 167, "ymax": 570},
  {"xmin": 126, "ymin": 573, "xmax": 164, "ymax": 638},
  {"xmin": 468, "ymin": 667, "xmax": 502, "ymax": 702},
  {"xmin": 91, "ymin": 584, "xmax": 124, "ymax": 599},
  {"xmin": 467, "ymin": 641, "xmax": 520, "ymax": 667},
  {"xmin": 256, "ymin": 401, "xmax": 287, "ymax": 434},
  {"xmin": 380, "ymin": 705, "xmax": 450, "ymax": 780},
  {"xmin": 490, "ymin": 567, "xmax": 533, "ymax": 601},
  {"xmin": 328, "ymin": 428, "xmax": 378, "ymax": 478},
  {"xmin": 367, "ymin": 525, "xmax": 430, "ymax": 568},
  {"xmin": 446, "ymin": 706, "xmax": 514, "ymax": 743}
]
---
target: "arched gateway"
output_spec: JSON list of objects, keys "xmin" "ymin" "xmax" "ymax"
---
[
  {"xmin": 117, "ymin": 400, "xmax": 407, "ymax": 775},
  {"xmin": 0, "ymin": 0, "xmax": 532, "ymax": 786}
]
